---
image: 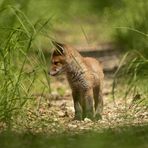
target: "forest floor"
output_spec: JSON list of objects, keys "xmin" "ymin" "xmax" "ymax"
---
[
  {"xmin": 6, "ymin": 44, "xmax": 147, "ymax": 134},
  {"xmin": 0, "ymin": 44, "xmax": 148, "ymax": 148}
]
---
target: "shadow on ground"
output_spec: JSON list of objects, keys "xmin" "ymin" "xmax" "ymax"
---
[{"xmin": 0, "ymin": 125, "xmax": 148, "ymax": 148}]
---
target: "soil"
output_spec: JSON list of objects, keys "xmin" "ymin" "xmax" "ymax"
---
[{"xmin": 21, "ymin": 45, "xmax": 148, "ymax": 134}]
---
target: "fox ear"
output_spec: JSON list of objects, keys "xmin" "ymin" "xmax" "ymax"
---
[{"xmin": 52, "ymin": 41, "xmax": 65, "ymax": 55}]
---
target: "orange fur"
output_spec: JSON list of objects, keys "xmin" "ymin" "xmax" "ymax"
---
[{"xmin": 49, "ymin": 41, "xmax": 104, "ymax": 120}]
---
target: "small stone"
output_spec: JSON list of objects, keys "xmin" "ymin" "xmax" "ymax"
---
[
  {"xmin": 84, "ymin": 118, "xmax": 92, "ymax": 122},
  {"xmin": 58, "ymin": 111, "xmax": 65, "ymax": 117},
  {"xmin": 53, "ymin": 118, "xmax": 58, "ymax": 122},
  {"xmin": 68, "ymin": 124, "xmax": 77, "ymax": 128}
]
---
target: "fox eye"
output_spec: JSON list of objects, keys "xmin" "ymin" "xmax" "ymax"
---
[{"xmin": 54, "ymin": 61, "xmax": 59, "ymax": 65}]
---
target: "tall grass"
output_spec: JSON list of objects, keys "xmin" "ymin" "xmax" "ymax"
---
[
  {"xmin": 105, "ymin": 0, "xmax": 148, "ymax": 105},
  {"xmin": 111, "ymin": 0, "xmax": 148, "ymax": 56},
  {"xmin": 0, "ymin": 4, "xmax": 51, "ymax": 127},
  {"xmin": 112, "ymin": 50, "xmax": 148, "ymax": 106}
]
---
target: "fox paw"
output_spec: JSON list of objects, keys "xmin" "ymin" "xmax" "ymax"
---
[
  {"xmin": 95, "ymin": 114, "xmax": 102, "ymax": 120},
  {"xmin": 73, "ymin": 115, "xmax": 82, "ymax": 121}
]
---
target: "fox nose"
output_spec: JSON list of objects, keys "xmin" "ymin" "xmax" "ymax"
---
[
  {"xmin": 49, "ymin": 70, "xmax": 57, "ymax": 76},
  {"xmin": 48, "ymin": 71, "xmax": 54, "ymax": 75}
]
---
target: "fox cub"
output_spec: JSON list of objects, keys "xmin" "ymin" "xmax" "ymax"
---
[{"xmin": 49, "ymin": 41, "xmax": 104, "ymax": 120}]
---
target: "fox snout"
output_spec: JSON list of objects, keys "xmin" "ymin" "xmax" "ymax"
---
[
  {"xmin": 48, "ymin": 70, "xmax": 56, "ymax": 76},
  {"xmin": 49, "ymin": 67, "xmax": 63, "ymax": 76}
]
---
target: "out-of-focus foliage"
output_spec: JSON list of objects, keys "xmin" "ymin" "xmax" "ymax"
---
[
  {"xmin": 111, "ymin": 0, "xmax": 148, "ymax": 57},
  {"xmin": 0, "ymin": 125, "xmax": 148, "ymax": 148},
  {"xmin": 108, "ymin": 0, "xmax": 148, "ymax": 104},
  {"xmin": 0, "ymin": 0, "xmax": 50, "ymax": 126}
]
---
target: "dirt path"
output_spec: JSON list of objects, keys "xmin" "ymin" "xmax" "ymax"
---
[
  {"xmin": 47, "ymin": 76, "xmax": 147, "ymax": 132},
  {"xmin": 18, "ymin": 44, "xmax": 147, "ymax": 134}
]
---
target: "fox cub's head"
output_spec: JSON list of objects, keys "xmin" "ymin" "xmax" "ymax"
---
[{"xmin": 49, "ymin": 41, "xmax": 70, "ymax": 76}]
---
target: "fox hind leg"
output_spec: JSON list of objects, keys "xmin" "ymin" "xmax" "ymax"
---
[
  {"xmin": 82, "ymin": 89, "xmax": 94, "ymax": 120},
  {"xmin": 93, "ymin": 85, "xmax": 103, "ymax": 120}
]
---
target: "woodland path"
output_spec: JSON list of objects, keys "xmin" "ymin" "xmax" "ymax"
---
[{"xmin": 33, "ymin": 44, "xmax": 147, "ymax": 133}]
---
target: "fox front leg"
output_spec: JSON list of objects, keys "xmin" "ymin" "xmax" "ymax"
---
[
  {"xmin": 82, "ymin": 89, "xmax": 94, "ymax": 120},
  {"xmin": 72, "ymin": 90, "xmax": 82, "ymax": 120}
]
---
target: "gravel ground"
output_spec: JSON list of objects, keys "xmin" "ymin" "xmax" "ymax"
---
[{"xmin": 8, "ymin": 75, "xmax": 147, "ymax": 134}]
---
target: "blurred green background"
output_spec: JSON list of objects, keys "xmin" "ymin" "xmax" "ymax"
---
[
  {"xmin": 1, "ymin": 0, "xmax": 148, "ymax": 52},
  {"xmin": 1, "ymin": 0, "xmax": 148, "ymax": 50}
]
